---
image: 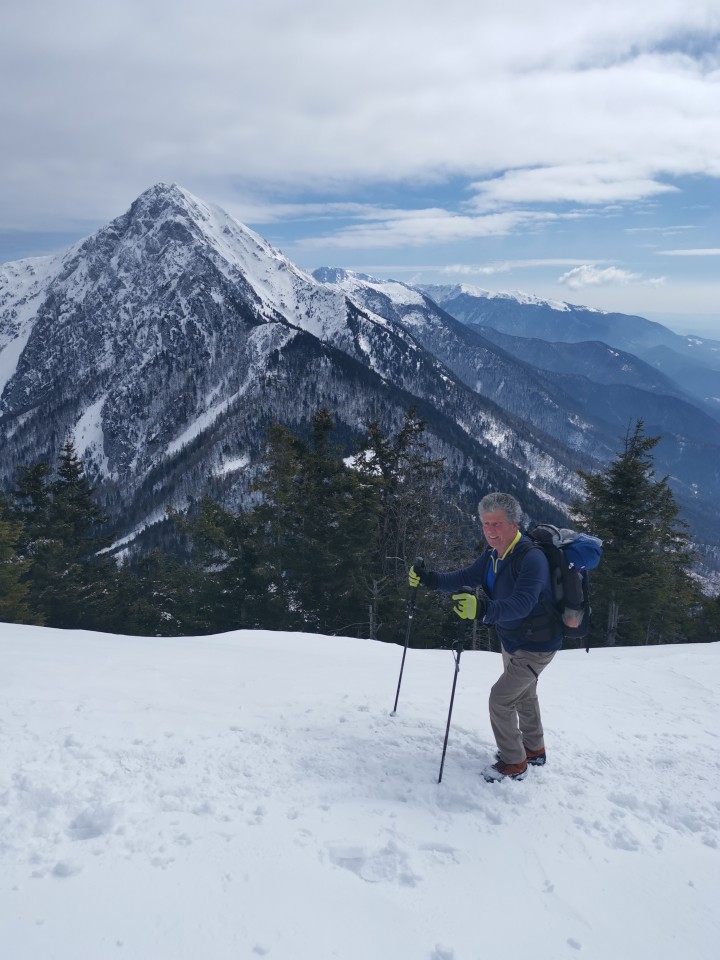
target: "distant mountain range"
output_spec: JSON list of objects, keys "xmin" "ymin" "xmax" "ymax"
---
[
  {"xmin": 1, "ymin": 185, "xmax": 718, "ymax": 587},
  {"xmin": 313, "ymin": 271, "xmax": 720, "ymax": 581},
  {"xmin": 417, "ymin": 283, "xmax": 720, "ymax": 411}
]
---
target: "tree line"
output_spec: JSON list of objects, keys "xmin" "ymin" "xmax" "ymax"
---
[{"xmin": 1, "ymin": 411, "xmax": 718, "ymax": 646}]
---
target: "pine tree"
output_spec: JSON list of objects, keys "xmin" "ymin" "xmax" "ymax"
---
[
  {"xmin": 171, "ymin": 498, "xmax": 266, "ymax": 633},
  {"xmin": 120, "ymin": 549, "xmax": 201, "ymax": 637},
  {"xmin": 51, "ymin": 440, "xmax": 109, "ymax": 547},
  {"xmin": 354, "ymin": 409, "xmax": 465, "ymax": 647},
  {"xmin": 0, "ymin": 495, "xmax": 37, "ymax": 624},
  {"xmin": 252, "ymin": 409, "xmax": 381, "ymax": 635},
  {"xmin": 572, "ymin": 420, "xmax": 699, "ymax": 645},
  {"xmin": 12, "ymin": 462, "xmax": 52, "ymax": 542},
  {"xmin": 11, "ymin": 441, "xmax": 118, "ymax": 630},
  {"xmin": 688, "ymin": 593, "xmax": 720, "ymax": 641}
]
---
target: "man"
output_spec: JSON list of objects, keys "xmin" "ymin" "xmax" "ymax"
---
[{"xmin": 409, "ymin": 492, "xmax": 562, "ymax": 782}]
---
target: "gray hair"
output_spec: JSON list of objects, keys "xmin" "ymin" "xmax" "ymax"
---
[{"xmin": 478, "ymin": 492, "xmax": 522, "ymax": 524}]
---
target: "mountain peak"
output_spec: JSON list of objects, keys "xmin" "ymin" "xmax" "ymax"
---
[
  {"xmin": 313, "ymin": 267, "xmax": 380, "ymax": 285},
  {"xmin": 136, "ymin": 181, "xmax": 185, "ymax": 200},
  {"xmin": 128, "ymin": 181, "xmax": 200, "ymax": 219}
]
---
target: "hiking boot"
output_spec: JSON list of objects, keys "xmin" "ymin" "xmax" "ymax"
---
[
  {"xmin": 482, "ymin": 759, "xmax": 528, "ymax": 782},
  {"xmin": 525, "ymin": 746, "xmax": 546, "ymax": 766},
  {"xmin": 495, "ymin": 746, "xmax": 547, "ymax": 766}
]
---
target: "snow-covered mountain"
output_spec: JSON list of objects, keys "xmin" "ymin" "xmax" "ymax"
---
[
  {"xmin": 1, "ymin": 184, "xmax": 718, "ymax": 579},
  {"xmin": 314, "ymin": 270, "xmax": 613, "ymax": 458},
  {"xmin": 419, "ymin": 283, "xmax": 720, "ymax": 408},
  {"xmin": 315, "ymin": 270, "xmax": 720, "ymax": 576},
  {"xmin": 0, "ymin": 184, "xmax": 587, "ymax": 547}
]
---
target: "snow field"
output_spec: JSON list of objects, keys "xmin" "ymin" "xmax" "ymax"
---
[{"xmin": 0, "ymin": 626, "xmax": 718, "ymax": 960}]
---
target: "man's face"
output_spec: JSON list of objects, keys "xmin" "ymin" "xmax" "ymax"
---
[{"xmin": 481, "ymin": 509, "xmax": 518, "ymax": 556}]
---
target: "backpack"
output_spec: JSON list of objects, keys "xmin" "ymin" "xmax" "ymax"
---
[{"xmin": 513, "ymin": 524, "xmax": 603, "ymax": 648}]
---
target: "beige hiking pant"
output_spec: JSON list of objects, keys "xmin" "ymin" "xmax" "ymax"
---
[{"xmin": 489, "ymin": 648, "xmax": 556, "ymax": 765}]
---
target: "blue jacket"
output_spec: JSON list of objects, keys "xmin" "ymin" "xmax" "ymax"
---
[{"xmin": 432, "ymin": 534, "xmax": 563, "ymax": 654}]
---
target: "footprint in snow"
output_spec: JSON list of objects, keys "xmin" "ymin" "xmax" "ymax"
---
[{"xmin": 326, "ymin": 840, "xmax": 420, "ymax": 886}]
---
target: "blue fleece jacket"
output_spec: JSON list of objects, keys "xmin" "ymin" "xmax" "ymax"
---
[{"xmin": 431, "ymin": 535, "xmax": 563, "ymax": 654}]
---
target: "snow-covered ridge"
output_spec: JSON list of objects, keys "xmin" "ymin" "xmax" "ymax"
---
[
  {"xmin": 315, "ymin": 267, "xmax": 428, "ymax": 308},
  {"xmin": 417, "ymin": 282, "xmax": 607, "ymax": 314},
  {"xmin": 0, "ymin": 250, "xmax": 71, "ymax": 394}
]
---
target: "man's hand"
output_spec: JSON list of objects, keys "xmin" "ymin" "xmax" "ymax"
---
[
  {"xmin": 408, "ymin": 564, "xmax": 425, "ymax": 588},
  {"xmin": 452, "ymin": 592, "xmax": 477, "ymax": 619},
  {"xmin": 452, "ymin": 591, "xmax": 489, "ymax": 621}
]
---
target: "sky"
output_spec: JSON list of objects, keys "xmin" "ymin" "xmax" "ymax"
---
[
  {"xmin": 1, "ymin": 0, "xmax": 719, "ymax": 335},
  {"xmin": 1, "ymin": 622, "xmax": 717, "ymax": 960}
]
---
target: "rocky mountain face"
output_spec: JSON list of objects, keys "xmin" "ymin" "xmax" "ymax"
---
[
  {"xmin": 314, "ymin": 270, "xmax": 617, "ymax": 460},
  {"xmin": 0, "ymin": 185, "xmax": 717, "ymax": 585},
  {"xmin": 419, "ymin": 283, "xmax": 720, "ymax": 411},
  {"xmin": 0, "ymin": 184, "xmax": 586, "ymax": 550},
  {"xmin": 314, "ymin": 271, "xmax": 720, "ymax": 582}
]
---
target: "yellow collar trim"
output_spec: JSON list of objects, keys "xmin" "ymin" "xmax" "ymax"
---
[{"xmin": 490, "ymin": 530, "xmax": 522, "ymax": 573}]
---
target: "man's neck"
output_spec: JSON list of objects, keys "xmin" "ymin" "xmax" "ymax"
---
[{"xmin": 491, "ymin": 529, "xmax": 522, "ymax": 561}]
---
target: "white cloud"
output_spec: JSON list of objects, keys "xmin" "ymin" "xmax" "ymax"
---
[
  {"xmin": 225, "ymin": 200, "xmax": 402, "ymax": 225},
  {"xmin": 625, "ymin": 225, "xmax": 696, "ymax": 234},
  {"xmin": 1, "ymin": 1, "xmax": 719, "ymax": 229},
  {"xmin": 558, "ymin": 265, "xmax": 666, "ymax": 289},
  {"xmin": 437, "ymin": 259, "xmax": 592, "ymax": 276},
  {"xmin": 657, "ymin": 248, "xmax": 720, "ymax": 255},
  {"xmin": 1, "ymin": 1, "xmax": 719, "ymax": 318},
  {"xmin": 467, "ymin": 164, "xmax": 679, "ymax": 210},
  {"xmin": 295, "ymin": 210, "xmax": 561, "ymax": 249}
]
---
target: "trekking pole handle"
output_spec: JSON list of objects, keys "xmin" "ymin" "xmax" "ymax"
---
[{"xmin": 409, "ymin": 557, "xmax": 424, "ymax": 608}]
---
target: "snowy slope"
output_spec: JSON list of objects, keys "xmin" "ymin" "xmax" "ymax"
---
[
  {"xmin": 1, "ymin": 623, "xmax": 717, "ymax": 960},
  {"xmin": 418, "ymin": 283, "xmax": 720, "ymax": 372},
  {"xmin": 0, "ymin": 184, "xmax": 407, "ymax": 428},
  {"xmin": 420, "ymin": 282, "xmax": 578, "ymax": 313},
  {"xmin": 316, "ymin": 269, "xmax": 720, "ymax": 581},
  {"xmin": 0, "ymin": 184, "xmax": 594, "ymax": 551},
  {"xmin": 0, "ymin": 252, "xmax": 69, "ymax": 396}
]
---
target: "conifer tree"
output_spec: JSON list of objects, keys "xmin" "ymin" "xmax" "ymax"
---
[
  {"xmin": 252, "ymin": 409, "xmax": 381, "ymax": 635},
  {"xmin": 170, "ymin": 498, "xmax": 266, "ymax": 633},
  {"xmin": 572, "ymin": 420, "xmax": 699, "ymax": 645},
  {"xmin": 120, "ymin": 549, "xmax": 201, "ymax": 637},
  {"xmin": 358, "ymin": 410, "xmax": 445, "ymax": 575},
  {"xmin": 52, "ymin": 440, "xmax": 109, "ymax": 547},
  {"xmin": 0, "ymin": 495, "xmax": 36, "ymax": 624},
  {"xmin": 11, "ymin": 441, "xmax": 118, "ymax": 630},
  {"xmin": 689, "ymin": 593, "xmax": 720, "ymax": 641},
  {"xmin": 354, "ymin": 409, "xmax": 464, "ymax": 647}
]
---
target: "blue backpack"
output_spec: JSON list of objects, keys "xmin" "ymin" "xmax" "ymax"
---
[{"xmin": 513, "ymin": 524, "xmax": 603, "ymax": 648}]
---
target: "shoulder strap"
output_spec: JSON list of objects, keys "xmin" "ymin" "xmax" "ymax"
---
[
  {"xmin": 511, "ymin": 540, "xmax": 560, "ymax": 624},
  {"xmin": 510, "ymin": 540, "xmax": 541, "ymax": 577}
]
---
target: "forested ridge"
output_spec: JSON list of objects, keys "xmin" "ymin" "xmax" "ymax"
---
[{"xmin": 2, "ymin": 410, "xmax": 718, "ymax": 646}]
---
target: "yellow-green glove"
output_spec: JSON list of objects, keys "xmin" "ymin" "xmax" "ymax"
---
[
  {"xmin": 452, "ymin": 592, "xmax": 477, "ymax": 620},
  {"xmin": 408, "ymin": 565, "xmax": 422, "ymax": 588}
]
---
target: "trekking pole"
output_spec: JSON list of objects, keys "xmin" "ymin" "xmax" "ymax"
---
[
  {"xmin": 390, "ymin": 558, "xmax": 424, "ymax": 716},
  {"xmin": 437, "ymin": 636, "xmax": 464, "ymax": 783}
]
